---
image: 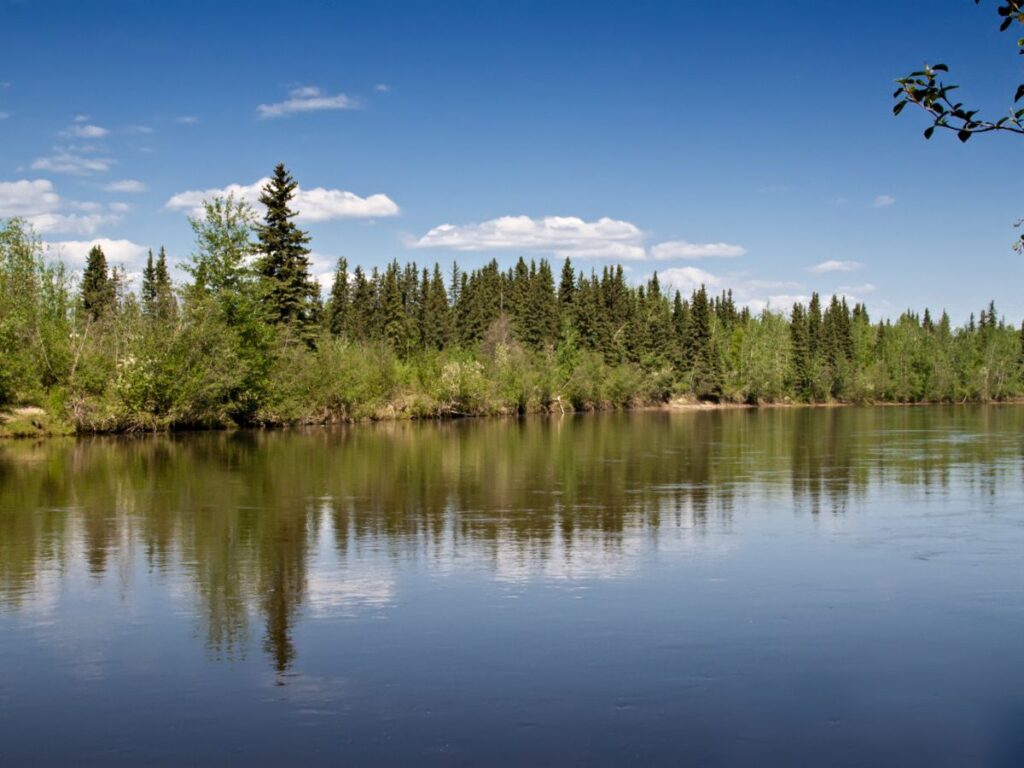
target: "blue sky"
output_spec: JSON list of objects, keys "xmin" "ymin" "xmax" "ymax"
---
[{"xmin": 1, "ymin": 0, "xmax": 1022, "ymax": 322}]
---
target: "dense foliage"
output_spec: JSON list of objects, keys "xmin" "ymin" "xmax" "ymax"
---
[{"xmin": 1, "ymin": 168, "xmax": 1023, "ymax": 433}]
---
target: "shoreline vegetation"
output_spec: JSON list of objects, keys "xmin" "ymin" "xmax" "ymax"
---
[
  {"xmin": 4, "ymin": 399, "xmax": 1024, "ymax": 441},
  {"xmin": 3, "ymin": 165, "xmax": 1024, "ymax": 439}
]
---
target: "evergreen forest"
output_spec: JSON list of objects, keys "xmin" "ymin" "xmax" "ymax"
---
[{"xmin": 2, "ymin": 165, "xmax": 1023, "ymax": 434}]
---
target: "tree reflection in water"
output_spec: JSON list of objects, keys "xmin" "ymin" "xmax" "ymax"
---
[{"xmin": 1, "ymin": 406, "xmax": 1021, "ymax": 675}]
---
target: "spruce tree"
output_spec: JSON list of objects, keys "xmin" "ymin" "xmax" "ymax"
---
[
  {"xmin": 327, "ymin": 257, "xmax": 351, "ymax": 338},
  {"xmin": 790, "ymin": 302, "xmax": 812, "ymax": 399},
  {"xmin": 422, "ymin": 263, "xmax": 451, "ymax": 350},
  {"xmin": 153, "ymin": 246, "xmax": 176, "ymax": 322},
  {"xmin": 684, "ymin": 285, "xmax": 722, "ymax": 398},
  {"xmin": 672, "ymin": 291, "xmax": 690, "ymax": 372},
  {"xmin": 807, "ymin": 292, "xmax": 822, "ymax": 359},
  {"xmin": 81, "ymin": 244, "xmax": 113, "ymax": 319},
  {"xmin": 255, "ymin": 163, "xmax": 319, "ymax": 338},
  {"xmin": 380, "ymin": 261, "xmax": 405, "ymax": 352},
  {"xmin": 141, "ymin": 249, "xmax": 157, "ymax": 315},
  {"xmin": 350, "ymin": 266, "xmax": 374, "ymax": 341},
  {"xmin": 558, "ymin": 258, "xmax": 576, "ymax": 318},
  {"xmin": 525, "ymin": 259, "xmax": 559, "ymax": 349}
]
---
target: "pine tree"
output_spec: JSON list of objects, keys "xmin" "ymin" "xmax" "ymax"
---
[
  {"xmin": 561, "ymin": 260, "xmax": 577, "ymax": 319},
  {"xmin": 421, "ymin": 263, "xmax": 451, "ymax": 350},
  {"xmin": 255, "ymin": 163, "xmax": 319, "ymax": 338},
  {"xmin": 153, "ymin": 246, "xmax": 176, "ymax": 322},
  {"xmin": 377, "ymin": 261, "xmax": 403, "ymax": 351},
  {"xmin": 141, "ymin": 249, "xmax": 157, "ymax": 315},
  {"xmin": 81, "ymin": 244, "xmax": 113, "ymax": 319},
  {"xmin": 327, "ymin": 257, "xmax": 351, "ymax": 338},
  {"xmin": 790, "ymin": 302, "xmax": 812, "ymax": 399},
  {"xmin": 685, "ymin": 285, "xmax": 721, "ymax": 398},
  {"xmin": 349, "ymin": 266, "xmax": 374, "ymax": 341},
  {"xmin": 525, "ymin": 258, "xmax": 558, "ymax": 349},
  {"xmin": 672, "ymin": 291, "xmax": 690, "ymax": 372},
  {"xmin": 807, "ymin": 292, "xmax": 822, "ymax": 359}
]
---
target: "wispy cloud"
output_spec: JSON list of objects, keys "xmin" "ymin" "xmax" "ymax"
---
[
  {"xmin": 31, "ymin": 151, "xmax": 112, "ymax": 175},
  {"xmin": 27, "ymin": 212, "xmax": 120, "ymax": 236},
  {"xmin": 257, "ymin": 86, "xmax": 360, "ymax": 119},
  {"xmin": 102, "ymin": 179, "xmax": 147, "ymax": 193},
  {"xmin": 375, "ymin": 83, "xmax": 391, "ymax": 93},
  {"xmin": 836, "ymin": 282, "xmax": 876, "ymax": 296},
  {"xmin": 166, "ymin": 178, "xmax": 399, "ymax": 220},
  {"xmin": 809, "ymin": 259, "xmax": 862, "ymax": 274},
  {"xmin": 65, "ymin": 123, "xmax": 109, "ymax": 139},
  {"xmin": 412, "ymin": 215, "xmax": 647, "ymax": 261},
  {"xmin": 650, "ymin": 240, "xmax": 747, "ymax": 260},
  {"xmin": 0, "ymin": 112, "xmax": 9, "ymax": 120},
  {"xmin": 871, "ymin": 194, "xmax": 895, "ymax": 208},
  {"xmin": 175, "ymin": 115, "xmax": 199, "ymax": 125}
]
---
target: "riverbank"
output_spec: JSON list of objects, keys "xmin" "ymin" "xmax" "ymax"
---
[{"xmin": 4, "ymin": 396, "xmax": 1024, "ymax": 440}]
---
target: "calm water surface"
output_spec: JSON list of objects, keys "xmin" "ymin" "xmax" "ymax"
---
[{"xmin": 1, "ymin": 407, "xmax": 1023, "ymax": 766}]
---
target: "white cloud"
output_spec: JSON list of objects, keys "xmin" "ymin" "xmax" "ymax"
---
[
  {"xmin": 657, "ymin": 268, "xmax": 807, "ymax": 313},
  {"xmin": 125, "ymin": 125, "xmax": 153, "ymax": 135},
  {"xmin": 836, "ymin": 282, "xmax": 876, "ymax": 296},
  {"xmin": 72, "ymin": 114, "xmax": 88, "ymax": 122},
  {"xmin": 257, "ymin": 86, "xmax": 360, "ymax": 119},
  {"xmin": 102, "ymin": 179, "xmax": 147, "ymax": 193},
  {"xmin": 375, "ymin": 83, "xmax": 391, "ymax": 93},
  {"xmin": 44, "ymin": 238, "xmax": 148, "ymax": 267},
  {"xmin": 108, "ymin": 202, "xmax": 132, "ymax": 213},
  {"xmin": 0, "ymin": 179, "xmax": 125, "ymax": 234},
  {"xmin": 871, "ymin": 194, "xmax": 895, "ymax": 208},
  {"xmin": 650, "ymin": 240, "xmax": 747, "ymax": 260},
  {"xmin": 412, "ymin": 215, "xmax": 647, "ymax": 260},
  {"xmin": 809, "ymin": 259, "xmax": 862, "ymax": 274},
  {"xmin": 0, "ymin": 112, "xmax": 8, "ymax": 120},
  {"xmin": 657, "ymin": 266, "xmax": 721, "ymax": 294},
  {"xmin": 66, "ymin": 124, "xmax": 109, "ymax": 139},
  {"xmin": 175, "ymin": 115, "xmax": 199, "ymax": 125},
  {"xmin": 166, "ymin": 177, "xmax": 399, "ymax": 220},
  {"xmin": 68, "ymin": 201, "xmax": 102, "ymax": 212},
  {"xmin": 0, "ymin": 179, "xmax": 61, "ymax": 217},
  {"xmin": 31, "ymin": 152, "xmax": 112, "ymax": 175},
  {"xmin": 27, "ymin": 212, "xmax": 119, "ymax": 236}
]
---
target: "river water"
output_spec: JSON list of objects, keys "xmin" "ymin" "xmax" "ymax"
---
[{"xmin": 1, "ymin": 407, "xmax": 1022, "ymax": 765}]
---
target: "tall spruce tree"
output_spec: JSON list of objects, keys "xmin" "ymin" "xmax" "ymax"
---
[
  {"xmin": 153, "ymin": 246, "xmax": 176, "ymax": 321},
  {"xmin": 81, "ymin": 244, "xmax": 113, "ymax": 319},
  {"xmin": 422, "ymin": 263, "xmax": 451, "ymax": 350},
  {"xmin": 256, "ymin": 163, "xmax": 319, "ymax": 338},
  {"xmin": 141, "ymin": 249, "xmax": 157, "ymax": 314},
  {"xmin": 327, "ymin": 257, "xmax": 351, "ymax": 338},
  {"xmin": 684, "ymin": 285, "xmax": 722, "ymax": 399},
  {"xmin": 790, "ymin": 303, "xmax": 812, "ymax": 399}
]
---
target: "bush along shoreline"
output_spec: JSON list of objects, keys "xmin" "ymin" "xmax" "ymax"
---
[{"xmin": 3, "ymin": 164, "xmax": 1024, "ymax": 437}]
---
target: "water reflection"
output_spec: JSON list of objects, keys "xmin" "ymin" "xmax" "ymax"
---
[{"xmin": 1, "ymin": 406, "xmax": 1022, "ymax": 677}]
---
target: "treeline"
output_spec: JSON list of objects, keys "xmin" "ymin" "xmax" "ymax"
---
[{"xmin": 1, "ymin": 164, "xmax": 1023, "ymax": 433}]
